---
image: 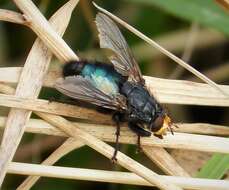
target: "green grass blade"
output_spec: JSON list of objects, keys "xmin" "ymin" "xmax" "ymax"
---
[
  {"xmin": 127, "ymin": 0, "xmax": 229, "ymax": 36},
  {"xmin": 196, "ymin": 153, "xmax": 229, "ymax": 179}
]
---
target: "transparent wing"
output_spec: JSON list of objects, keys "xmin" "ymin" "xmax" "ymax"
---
[
  {"xmin": 55, "ymin": 76, "xmax": 127, "ymax": 111},
  {"xmin": 95, "ymin": 13, "xmax": 145, "ymax": 84}
]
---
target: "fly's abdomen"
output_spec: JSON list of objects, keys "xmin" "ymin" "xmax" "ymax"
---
[
  {"xmin": 63, "ymin": 61, "xmax": 124, "ymax": 96},
  {"xmin": 82, "ymin": 63, "xmax": 123, "ymax": 96}
]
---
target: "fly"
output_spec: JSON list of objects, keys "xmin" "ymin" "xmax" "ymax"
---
[{"xmin": 55, "ymin": 13, "xmax": 174, "ymax": 162}]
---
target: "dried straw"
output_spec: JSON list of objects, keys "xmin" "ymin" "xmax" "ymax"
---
[
  {"xmin": 8, "ymin": 162, "xmax": 229, "ymax": 190},
  {"xmin": 0, "ymin": 67, "xmax": 229, "ymax": 106},
  {"xmin": 0, "ymin": 115, "xmax": 228, "ymax": 153}
]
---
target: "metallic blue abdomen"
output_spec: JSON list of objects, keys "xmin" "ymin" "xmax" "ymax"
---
[{"xmin": 81, "ymin": 63, "xmax": 123, "ymax": 96}]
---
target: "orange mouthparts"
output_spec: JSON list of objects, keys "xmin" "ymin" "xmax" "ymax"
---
[{"xmin": 154, "ymin": 115, "xmax": 173, "ymax": 136}]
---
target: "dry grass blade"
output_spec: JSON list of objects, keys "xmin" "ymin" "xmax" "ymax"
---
[
  {"xmin": 175, "ymin": 123, "xmax": 229, "ymax": 136},
  {"xmin": 0, "ymin": 115, "xmax": 228, "ymax": 137},
  {"xmin": 0, "ymin": 0, "xmax": 79, "ymax": 186},
  {"xmin": 0, "ymin": 67, "xmax": 22, "ymax": 83},
  {"xmin": 0, "ymin": 92, "xmax": 113, "ymax": 123},
  {"xmin": 215, "ymin": 0, "xmax": 229, "ymax": 11},
  {"xmin": 0, "ymin": 114, "xmax": 228, "ymax": 153},
  {"xmin": 145, "ymin": 76, "xmax": 229, "ymax": 106},
  {"xmin": 0, "ymin": 9, "xmax": 28, "ymax": 25},
  {"xmin": 93, "ymin": 2, "xmax": 228, "ymax": 96},
  {"xmin": 142, "ymin": 146, "xmax": 190, "ymax": 177},
  {"xmin": 18, "ymin": 143, "xmax": 188, "ymax": 189},
  {"xmin": 0, "ymin": 83, "xmax": 228, "ymax": 119},
  {"xmin": 13, "ymin": 0, "xmax": 78, "ymax": 62},
  {"xmin": 17, "ymin": 138, "xmax": 188, "ymax": 188},
  {"xmin": 0, "ymin": 67, "xmax": 229, "ymax": 106},
  {"xmin": 17, "ymin": 138, "xmax": 84, "ymax": 190},
  {"xmin": 8, "ymin": 162, "xmax": 229, "ymax": 190}
]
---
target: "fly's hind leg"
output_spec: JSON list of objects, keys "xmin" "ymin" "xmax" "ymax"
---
[
  {"xmin": 111, "ymin": 112, "xmax": 124, "ymax": 163},
  {"xmin": 128, "ymin": 122, "xmax": 151, "ymax": 153},
  {"xmin": 137, "ymin": 134, "xmax": 141, "ymax": 153}
]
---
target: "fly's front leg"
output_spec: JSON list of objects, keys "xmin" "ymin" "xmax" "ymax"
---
[
  {"xmin": 111, "ymin": 112, "xmax": 123, "ymax": 163},
  {"xmin": 128, "ymin": 122, "xmax": 151, "ymax": 153}
]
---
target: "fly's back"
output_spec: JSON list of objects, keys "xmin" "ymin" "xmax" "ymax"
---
[{"xmin": 121, "ymin": 81, "xmax": 161, "ymax": 124}]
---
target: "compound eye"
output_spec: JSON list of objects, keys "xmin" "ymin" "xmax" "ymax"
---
[{"xmin": 151, "ymin": 116, "xmax": 164, "ymax": 132}]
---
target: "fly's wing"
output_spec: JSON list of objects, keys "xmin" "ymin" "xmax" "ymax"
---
[
  {"xmin": 55, "ymin": 76, "xmax": 127, "ymax": 111},
  {"xmin": 95, "ymin": 13, "xmax": 145, "ymax": 85}
]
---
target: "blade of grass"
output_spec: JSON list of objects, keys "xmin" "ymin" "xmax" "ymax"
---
[
  {"xmin": 13, "ymin": 0, "xmax": 78, "ymax": 62},
  {"xmin": 196, "ymin": 153, "xmax": 229, "ymax": 179},
  {"xmin": 8, "ymin": 162, "xmax": 229, "ymax": 190},
  {"xmin": 0, "ymin": 113, "xmax": 228, "ymax": 154},
  {"xmin": 142, "ymin": 146, "xmax": 190, "ymax": 177},
  {"xmin": 127, "ymin": 0, "xmax": 229, "ymax": 35},
  {"xmin": 0, "ymin": 9, "xmax": 28, "ymax": 25},
  {"xmin": 1, "ymin": 67, "xmax": 229, "ymax": 107}
]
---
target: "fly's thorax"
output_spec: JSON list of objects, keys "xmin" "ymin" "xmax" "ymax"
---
[
  {"xmin": 121, "ymin": 81, "xmax": 158, "ymax": 124},
  {"xmin": 120, "ymin": 81, "xmax": 134, "ymax": 96},
  {"xmin": 120, "ymin": 81, "xmax": 169, "ymax": 134}
]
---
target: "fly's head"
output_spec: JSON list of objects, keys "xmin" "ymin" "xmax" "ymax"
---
[
  {"xmin": 151, "ymin": 113, "xmax": 173, "ymax": 136},
  {"xmin": 127, "ymin": 99, "xmax": 176, "ymax": 138},
  {"xmin": 129, "ymin": 99, "xmax": 174, "ymax": 136},
  {"xmin": 149, "ymin": 104, "xmax": 175, "ymax": 137}
]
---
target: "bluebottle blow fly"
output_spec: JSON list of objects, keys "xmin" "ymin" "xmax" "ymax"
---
[{"xmin": 55, "ymin": 13, "xmax": 174, "ymax": 161}]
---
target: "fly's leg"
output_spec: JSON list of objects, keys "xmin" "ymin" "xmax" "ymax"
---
[
  {"xmin": 137, "ymin": 134, "xmax": 141, "ymax": 153},
  {"xmin": 128, "ymin": 122, "xmax": 151, "ymax": 153},
  {"xmin": 111, "ymin": 113, "xmax": 123, "ymax": 163}
]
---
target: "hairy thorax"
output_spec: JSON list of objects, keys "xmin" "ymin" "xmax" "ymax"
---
[{"xmin": 120, "ymin": 81, "xmax": 160, "ymax": 124}]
